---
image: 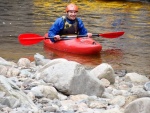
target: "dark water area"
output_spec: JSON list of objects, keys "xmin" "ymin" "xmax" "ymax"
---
[{"xmin": 0, "ymin": 0, "xmax": 150, "ymax": 75}]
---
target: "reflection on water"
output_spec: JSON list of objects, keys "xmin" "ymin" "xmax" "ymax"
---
[
  {"xmin": 0, "ymin": 0, "xmax": 150, "ymax": 75},
  {"xmin": 44, "ymin": 45, "xmax": 102, "ymax": 67},
  {"xmin": 44, "ymin": 45, "xmax": 123, "ymax": 69}
]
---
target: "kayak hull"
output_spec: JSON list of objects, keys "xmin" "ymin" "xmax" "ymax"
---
[{"xmin": 44, "ymin": 33, "xmax": 102, "ymax": 55}]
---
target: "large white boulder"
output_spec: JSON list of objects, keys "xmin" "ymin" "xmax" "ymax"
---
[{"xmin": 36, "ymin": 61, "xmax": 104, "ymax": 97}]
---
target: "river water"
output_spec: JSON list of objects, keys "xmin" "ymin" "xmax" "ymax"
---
[{"xmin": 0, "ymin": 0, "xmax": 150, "ymax": 75}]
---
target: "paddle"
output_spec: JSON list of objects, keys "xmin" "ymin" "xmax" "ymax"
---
[{"xmin": 18, "ymin": 31, "xmax": 124, "ymax": 46}]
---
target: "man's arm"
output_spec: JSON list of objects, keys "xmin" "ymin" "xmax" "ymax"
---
[
  {"xmin": 77, "ymin": 18, "xmax": 88, "ymax": 35},
  {"xmin": 48, "ymin": 18, "xmax": 64, "ymax": 42}
]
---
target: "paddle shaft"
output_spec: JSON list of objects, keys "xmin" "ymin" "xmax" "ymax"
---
[
  {"xmin": 46, "ymin": 34, "xmax": 100, "ymax": 39},
  {"xmin": 45, "ymin": 35, "xmax": 88, "ymax": 40}
]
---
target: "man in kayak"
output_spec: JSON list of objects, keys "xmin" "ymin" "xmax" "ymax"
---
[{"xmin": 48, "ymin": 3, "xmax": 92, "ymax": 42}]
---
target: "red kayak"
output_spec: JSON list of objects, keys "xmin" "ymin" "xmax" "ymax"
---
[
  {"xmin": 44, "ymin": 33, "xmax": 102, "ymax": 55},
  {"xmin": 18, "ymin": 31, "xmax": 124, "ymax": 55}
]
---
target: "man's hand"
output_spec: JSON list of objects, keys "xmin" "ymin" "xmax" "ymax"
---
[
  {"xmin": 87, "ymin": 33, "xmax": 92, "ymax": 38},
  {"xmin": 54, "ymin": 35, "xmax": 61, "ymax": 41}
]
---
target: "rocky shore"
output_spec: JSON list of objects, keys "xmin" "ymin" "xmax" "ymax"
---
[{"xmin": 0, "ymin": 53, "xmax": 150, "ymax": 113}]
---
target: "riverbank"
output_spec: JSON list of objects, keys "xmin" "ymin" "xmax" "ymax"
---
[{"xmin": 0, "ymin": 53, "xmax": 150, "ymax": 113}]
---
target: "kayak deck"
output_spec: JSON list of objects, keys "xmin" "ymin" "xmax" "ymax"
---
[{"xmin": 44, "ymin": 33, "xmax": 102, "ymax": 55}]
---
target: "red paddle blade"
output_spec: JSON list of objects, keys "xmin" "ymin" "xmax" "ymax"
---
[
  {"xmin": 18, "ymin": 33, "xmax": 45, "ymax": 46},
  {"xmin": 99, "ymin": 31, "xmax": 124, "ymax": 38}
]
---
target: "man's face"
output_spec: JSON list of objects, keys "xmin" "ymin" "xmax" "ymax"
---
[{"xmin": 66, "ymin": 10, "xmax": 77, "ymax": 20}]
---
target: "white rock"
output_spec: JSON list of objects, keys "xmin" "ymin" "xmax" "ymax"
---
[
  {"xmin": 34, "ymin": 53, "xmax": 51, "ymax": 66},
  {"xmin": 100, "ymin": 78, "xmax": 110, "ymax": 87},
  {"xmin": 125, "ymin": 73, "xmax": 149, "ymax": 84},
  {"xmin": 103, "ymin": 108, "xmax": 123, "ymax": 113},
  {"xmin": 37, "ymin": 61, "xmax": 104, "ymax": 97},
  {"xmin": 90, "ymin": 63, "xmax": 115, "ymax": 84},
  {"xmin": 31, "ymin": 85, "xmax": 58, "ymax": 99},
  {"xmin": 125, "ymin": 97, "xmax": 150, "ymax": 113},
  {"xmin": 17, "ymin": 58, "xmax": 31, "ymax": 68},
  {"xmin": 0, "ymin": 65, "xmax": 8, "ymax": 75},
  {"xmin": 0, "ymin": 75, "xmax": 38, "ymax": 112},
  {"xmin": 58, "ymin": 92, "xmax": 68, "ymax": 100},
  {"xmin": 35, "ymin": 58, "xmax": 68, "ymax": 79},
  {"xmin": 69, "ymin": 94, "xmax": 89, "ymax": 101},
  {"xmin": 27, "ymin": 92, "xmax": 35, "ymax": 101},
  {"xmin": 88, "ymin": 100, "xmax": 108, "ymax": 109},
  {"xmin": 109, "ymin": 96, "xmax": 126, "ymax": 107},
  {"xmin": 6, "ymin": 67, "xmax": 20, "ymax": 77},
  {"xmin": 112, "ymin": 89, "xmax": 122, "ymax": 96},
  {"xmin": 102, "ymin": 92, "xmax": 114, "ymax": 99},
  {"xmin": 0, "ymin": 57, "xmax": 12, "ymax": 66}
]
